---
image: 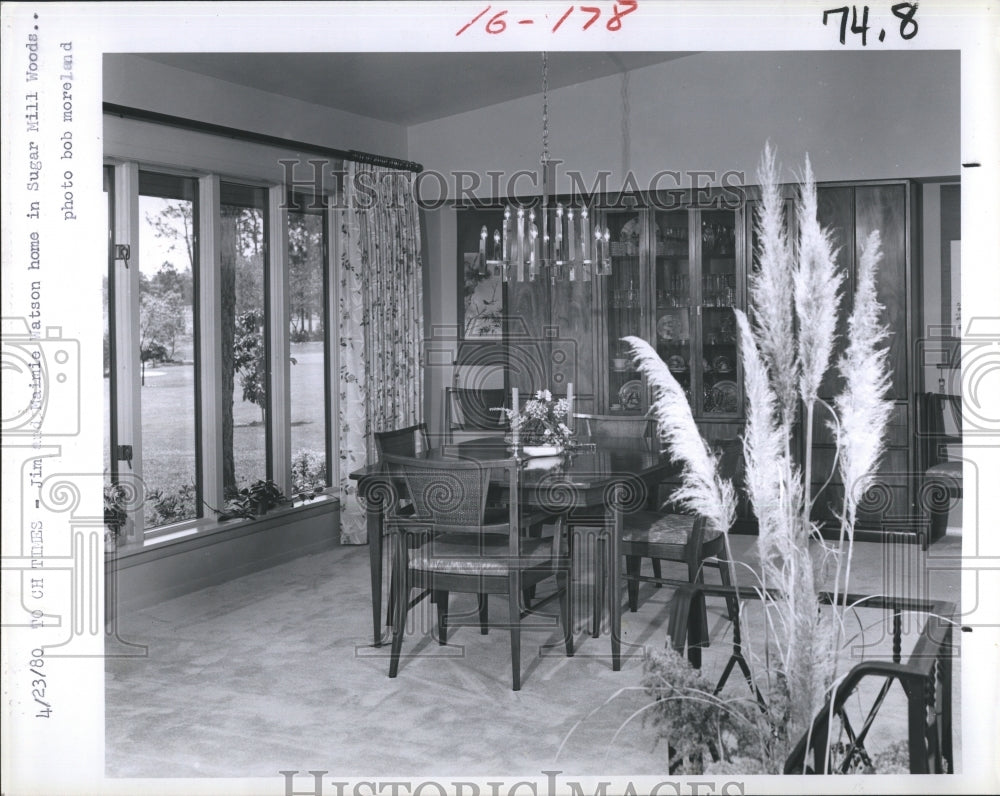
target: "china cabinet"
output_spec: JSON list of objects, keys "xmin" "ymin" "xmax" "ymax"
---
[
  {"xmin": 597, "ymin": 202, "xmax": 746, "ymax": 433},
  {"xmin": 454, "ymin": 178, "xmax": 921, "ymax": 537}
]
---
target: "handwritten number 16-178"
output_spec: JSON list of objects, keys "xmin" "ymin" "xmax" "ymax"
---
[{"xmin": 456, "ymin": 2, "xmax": 639, "ymax": 36}]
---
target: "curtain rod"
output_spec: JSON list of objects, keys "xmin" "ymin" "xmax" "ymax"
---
[{"xmin": 103, "ymin": 102, "xmax": 423, "ymax": 174}]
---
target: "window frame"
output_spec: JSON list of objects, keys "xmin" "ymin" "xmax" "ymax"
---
[
  {"xmin": 105, "ymin": 155, "xmax": 340, "ymax": 545},
  {"xmin": 286, "ymin": 190, "xmax": 334, "ymax": 490}
]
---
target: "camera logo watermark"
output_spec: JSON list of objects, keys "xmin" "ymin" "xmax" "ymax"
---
[{"xmin": 1, "ymin": 316, "xmax": 80, "ymax": 439}]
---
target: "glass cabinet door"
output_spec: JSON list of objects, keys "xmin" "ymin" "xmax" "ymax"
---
[
  {"xmin": 652, "ymin": 209, "xmax": 693, "ymax": 407},
  {"xmin": 604, "ymin": 209, "xmax": 645, "ymax": 414},
  {"xmin": 698, "ymin": 209, "xmax": 740, "ymax": 416}
]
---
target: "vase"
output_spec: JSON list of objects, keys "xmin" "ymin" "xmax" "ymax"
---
[{"xmin": 521, "ymin": 444, "xmax": 563, "ymax": 458}]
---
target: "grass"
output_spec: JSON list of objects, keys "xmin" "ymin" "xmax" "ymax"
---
[{"xmin": 103, "ymin": 340, "xmax": 328, "ymax": 529}]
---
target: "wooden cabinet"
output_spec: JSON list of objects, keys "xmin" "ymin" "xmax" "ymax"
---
[
  {"xmin": 592, "ymin": 181, "xmax": 918, "ymax": 535},
  {"xmin": 810, "ymin": 181, "xmax": 918, "ymax": 533},
  {"xmin": 596, "ymin": 202, "xmax": 747, "ymax": 437}
]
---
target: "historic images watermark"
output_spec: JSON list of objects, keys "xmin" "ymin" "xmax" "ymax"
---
[
  {"xmin": 279, "ymin": 159, "xmax": 748, "ymax": 212},
  {"xmin": 278, "ymin": 770, "xmax": 748, "ymax": 796}
]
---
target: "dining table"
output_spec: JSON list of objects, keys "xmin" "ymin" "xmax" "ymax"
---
[{"xmin": 349, "ymin": 435, "xmax": 675, "ymax": 671}]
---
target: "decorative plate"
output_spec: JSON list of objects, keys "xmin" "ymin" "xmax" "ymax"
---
[
  {"xmin": 618, "ymin": 380, "xmax": 643, "ymax": 411},
  {"xmin": 712, "ymin": 355, "xmax": 733, "ymax": 374},
  {"xmin": 656, "ymin": 314, "xmax": 675, "ymax": 341},
  {"xmin": 667, "ymin": 355, "xmax": 687, "ymax": 373},
  {"xmin": 619, "ymin": 217, "xmax": 641, "ymax": 245},
  {"xmin": 711, "ymin": 380, "xmax": 738, "ymax": 413}
]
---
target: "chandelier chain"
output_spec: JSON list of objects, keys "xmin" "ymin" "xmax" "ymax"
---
[
  {"xmin": 621, "ymin": 69, "xmax": 631, "ymax": 179},
  {"xmin": 541, "ymin": 51, "xmax": 550, "ymax": 166}
]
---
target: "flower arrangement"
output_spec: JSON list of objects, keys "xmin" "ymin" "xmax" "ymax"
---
[
  {"xmin": 624, "ymin": 143, "xmax": 895, "ymax": 774},
  {"xmin": 494, "ymin": 389, "xmax": 574, "ymax": 449}
]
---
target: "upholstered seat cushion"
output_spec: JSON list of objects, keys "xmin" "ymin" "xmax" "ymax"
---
[
  {"xmin": 621, "ymin": 511, "xmax": 717, "ymax": 545},
  {"xmin": 409, "ymin": 537, "xmax": 556, "ymax": 575}
]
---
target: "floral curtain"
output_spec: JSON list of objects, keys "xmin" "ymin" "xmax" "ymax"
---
[{"xmin": 338, "ymin": 162, "xmax": 424, "ymax": 544}]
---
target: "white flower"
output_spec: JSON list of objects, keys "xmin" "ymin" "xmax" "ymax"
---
[{"xmin": 536, "ymin": 389, "xmax": 552, "ymax": 402}]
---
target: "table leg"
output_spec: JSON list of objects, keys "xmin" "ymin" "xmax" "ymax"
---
[
  {"xmin": 606, "ymin": 501, "xmax": 621, "ymax": 671},
  {"xmin": 368, "ymin": 503, "xmax": 384, "ymax": 646}
]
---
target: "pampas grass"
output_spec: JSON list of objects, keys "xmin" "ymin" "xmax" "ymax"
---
[
  {"xmin": 749, "ymin": 143, "xmax": 799, "ymax": 427},
  {"xmin": 634, "ymin": 145, "xmax": 893, "ymax": 774},
  {"xmin": 622, "ymin": 335, "xmax": 736, "ymax": 537}
]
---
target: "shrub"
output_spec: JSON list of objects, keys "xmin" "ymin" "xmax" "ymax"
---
[
  {"xmin": 145, "ymin": 483, "xmax": 197, "ymax": 527},
  {"xmin": 290, "ymin": 448, "xmax": 327, "ymax": 495}
]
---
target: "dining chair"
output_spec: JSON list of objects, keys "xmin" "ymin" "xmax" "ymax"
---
[
  {"xmin": 373, "ymin": 423, "xmax": 433, "ymax": 625},
  {"xmin": 570, "ymin": 413, "xmax": 658, "ymax": 635},
  {"xmin": 618, "ymin": 438, "xmax": 743, "ymax": 648},
  {"xmin": 916, "ymin": 392, "xmax": 962, "ymax": 546},
  {"xmin": 374, "ymin": 422, "xmax": 429, "ymax": 459},
  {"xmin": 444, "ymin": 386, "xmax": 508, "ymax": 443},
  {"xmin": 382, "ymin": 453, "xmax": 574, "ymax": 691}
]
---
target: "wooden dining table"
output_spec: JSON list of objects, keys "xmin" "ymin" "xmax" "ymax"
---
[{"xmin": 349, "ymin": 435, "xmax": 674, "ymax": 671}]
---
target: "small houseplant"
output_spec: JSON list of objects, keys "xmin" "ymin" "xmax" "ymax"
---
[
  {"xmin": 208, "ymin": 479, "xmax": 290, "ymax": 520},
  {"xmin": 103, "ymin": 481, "xmax": 129, "ymax": 549}
]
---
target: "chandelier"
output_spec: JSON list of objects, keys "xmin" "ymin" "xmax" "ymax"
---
[{"xmin": 481, "ymin": 52, "xmax": 611, "ymax": 283}]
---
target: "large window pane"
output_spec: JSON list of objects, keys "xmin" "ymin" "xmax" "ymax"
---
[
  {"xmin": 287, "ymin": 197, "xmax": 330, "ymax": 491},
  {"xmin": 220, "ymin": 182, "xmax": 269, "ymax": 497},
  {"xmin": 103, "ymin": 166, "xmax": 115, "ymax": 479},
  {"xmin": 138, "ymin": 172, "xmax": 201, "ymax": 528}
]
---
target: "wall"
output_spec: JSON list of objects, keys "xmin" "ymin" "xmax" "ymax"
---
[
  {"xmin": 108, "ymin": 500, "xmax": 339, "ymax": 617},
  {"xmin": 407, "ymin": 51, "xmax": 960, "ymax": 193},
  {"xmin": 104, "ymin": 55, "xmax": 407, "ymax": 162}
]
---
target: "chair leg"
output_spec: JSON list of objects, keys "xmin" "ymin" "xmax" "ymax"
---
[
  {"xmin": 478, "ymin": 593, "xmax": 489, "ymax": 635},
  {"xmin": 625, "ymin": 555, "xmax": 640, "ymax": 612},
  {"xmin": 388, "ymin": 563, "xmax": 408, "ymax": 678},
  {"xmin": 651, "ymin": 558, "xmax": 662, "ymax": 586},
  {"xmin": 557, "ymin": 570, "xmax": 574, "ymax": 657},
  {"xmin": 434, "ymin": 590, "xmax": 449, "ymax": 645},
  {"xmin": 508, "ymin": 583, "xmax": 521, "ymax": 691},
  {"xmin": 592, "ymin": 535, "xmax": 605, "ymax": 638}
]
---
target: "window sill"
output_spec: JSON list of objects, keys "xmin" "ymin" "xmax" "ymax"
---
[{"xmin": 109, "ymin": 493, "xmax": 340, "ymax": 568}]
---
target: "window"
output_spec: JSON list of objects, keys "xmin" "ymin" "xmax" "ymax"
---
[
  {"xmin": 103, "ymin": 165, "xmax": 115, "ymax": 479},
  {"xmin": 105, "ymin": 156, "xmax": 338, "ymax": 541},
  {"xmin": 220, "ymin": 182, "xmax": 270, "ymax": 497},
  {"xmin": 287, "ymin": 195, "xmax": 331, "ymax": 492},
  {"xmin": 137, "ymin": 171, "xmax": 201, "ymax": 528}
]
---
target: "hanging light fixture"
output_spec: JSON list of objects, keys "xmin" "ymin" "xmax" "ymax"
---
[{"xmin": 484, "ymin": 52, "xmax": 611, "ymax": 283}]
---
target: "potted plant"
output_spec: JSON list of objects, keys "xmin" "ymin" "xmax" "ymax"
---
[
  {"xmin": 207, "ymin": 479, "xmax": 290, "ymax": 521},
  {"xmin": 623, "ymin": 145, "xmax": 952, "ymax": 775},
  {"xmin": 103, "ymin": 481, "xmax": 128, "ymax": 550}
]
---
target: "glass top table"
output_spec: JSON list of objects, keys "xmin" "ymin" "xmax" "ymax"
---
[{"xmin": 350, "ymin": 435, "xmax": 674, "ymax": 670}]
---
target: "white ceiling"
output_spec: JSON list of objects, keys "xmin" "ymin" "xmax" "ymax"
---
[{"xmin": 137, "ymin": 52, "xmax": 691, "ymax": 126}]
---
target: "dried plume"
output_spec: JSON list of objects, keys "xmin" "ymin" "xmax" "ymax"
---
[
  {"xmin": 750, "ymin": 143, "xmax": 799, "ymax": 427},
  {"xmin": 833, "ymin": 230, "xmax": 893, "ymax": 525},
  {"xmin": 735, "ymin": 310, "xmax": 800, "ymax": 561},
  {"xmin": 623, "ymin": 336, "xmax": 736, "ymax": 536},
  {"xmin": 793, "ymin": 157, "xmax": 843, "ymax": 407}
]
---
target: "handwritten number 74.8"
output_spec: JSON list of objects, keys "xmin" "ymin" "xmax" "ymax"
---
[
  {"xmin": 456, "ymin": 1, "xmax": 638, "ymax": 36},
  {"xmin": 823, "ymin": 4, "xmax": 918, "ymax": 46}
]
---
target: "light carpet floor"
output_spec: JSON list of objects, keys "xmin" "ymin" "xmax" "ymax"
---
[{"xmin": 105, "ymin": 532, "xmax": 962, "ymax": 778}]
